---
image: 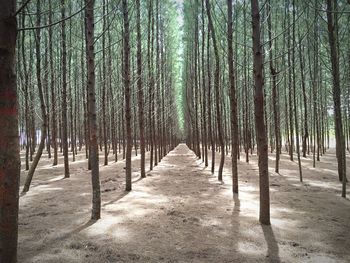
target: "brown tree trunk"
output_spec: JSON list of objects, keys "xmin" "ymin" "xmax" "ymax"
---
[
  {"xmin": 123, "ymin": 0, "xmax": 132, "ymax": 191},
  {"xmin": 86, "ymin": 0, "xmax": 101, "ymax": 219},
  {"xmin": 136, "ymin": 0, "xmax": 146, "ymax": 178},
  {"xmin": 61, "ymin": 0, "xmax": 70, "ymax": 178},
  {"xmin": 267, "ymin": 0, "xmax": 280, "ymax": 174},
  {"xmin": 102, "ymin": 0, "xmax": 108, "ymax": 166},
  {"xmin": 23, "ymin": 0, "xmax": 48, "ymax": 193},
  {"xmin": 291, "ymin": 0, "xmax": 302, "ymax": 181},
  {"xmin": 251, "ymin": 0, "xmax": 270, "ymax": 225},
  {"xmin": 147, "ymin": 0, "xmax": 154, "ymax": 171},
  {"xmin": 201, "ymin": 0, "xmax": 208, "ymax": 167},
  {"xmin": 49, "ymin": 0, "xmax": 58, "ymax": 166},
  {"xmin": 227, "ymin": 0, "xmax": 238, "ymax": 194},
  {"xmin": 205, "ymin": 0, "xmax": 225, "ymax": 181},
  {"xmin": 207, "ymin": 26, "xmax": 215, "ymax": 174},
  {"xmin": 298, "ymin": 29, "xmax": 308, "ymax": 158},
  {"xmin": 194, "ymin": 0, "xmax": 201, "ymax": 159},
  {"xmin": 326, "ymin": 0, "xmax": 346, "ymax": 197},
  {"xmin": 0, "ymin": 1, "xmax": 19, "ymax": 261}
]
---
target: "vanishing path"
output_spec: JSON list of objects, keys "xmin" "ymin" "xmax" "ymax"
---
[
  {"xmin": 18, "ymin": 144, "xmax": 350, "ymax": 263},
  {"xmin": 80, "ymin": 143, "xmax": 279, "ymax": 263}
]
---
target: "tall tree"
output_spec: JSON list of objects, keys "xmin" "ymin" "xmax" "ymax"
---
[
  {"xmin": 251, "ymin": 0, "xmax": 270, "ymax": 225},
  {"xmin": 49, "ymin": 0, "xmax": 58, "ymax": 166},
  {"xmin": 267, "ymin": 0, "xmax": 280, "ymax": 173},
  {"xmin": 22, "ymin": 0, "xmax": 48, "ymax": 193},
  {"xmin": 61, "ymin": 0, "xmax": 70, "ymax": 178},
  {"xmin": 227, "ymin": 0, "xmax": 238, "ymax": 194},
  {"xmin": 326, "ymin": 0, "xmax": 347, "ymax": 197},
  {"xmin": 86, "ymin": 0, "xmax": 101, "ymax": 219},
  {"xmin": 205, "ymin": 0, "xmax": 225, "ymax": 181},
  {"xmin": 0, "ymin": 1, "xmax": 19, "ymax": 261},
  {"xmin": 136, "ymin": 0, "xmax": 146, "ymax": 178},
  {"xmin": 123, "ymin": 0, "xmax": 132, "ymax": 191}
]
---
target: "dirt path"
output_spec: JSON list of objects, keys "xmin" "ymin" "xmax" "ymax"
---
[{"xmin": 18, "ymin": 144, "xmax": 350, "ymax": 263}]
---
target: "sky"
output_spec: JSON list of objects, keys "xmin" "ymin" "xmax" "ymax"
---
[{"xmin": 173, "ymin": 0, "xmax": 184, "ymax": 26}]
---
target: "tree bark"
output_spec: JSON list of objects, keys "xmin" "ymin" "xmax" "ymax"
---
[
  {"xmin": 205, "ymin": 0, "xmax": 225, "ymax": 181},
  {"xmin": 86, "ymin": 0, "xmax": 101, "ymax": 219},
  {"xmin": 227, "ymin": 0, "xmax": 238, "ymax": 194},
  {"xmin": 61, "ymin": 0, "xmax": 70, "ymax": 178},
  {"xmin": 0, "ymin": 1, "xmax": 19, "ymax": 261},
  {"xmin": 326, "ymin": 0, "xmax": 346, "ymax": 197},
  {"xmin": 123, "ymin": 0, "xmax": 132, "ymax": 191},
  {"xmin": 136, "ymin": 0, "xmax": 146, "ymax": 178},
  {"xmin": 49, "ymin": 0, "xmax": 58, "ymax": 166},
  {"xmin": 251, "ymin": 0, "xmax": 270, "ymax": 225},
  {"xmin": 267, "ymin": 0, "xmax": 280, "ymax": 173},
  {"xmin": 23, "ymin": 0, "xmax": 48, "ymax": 193}
]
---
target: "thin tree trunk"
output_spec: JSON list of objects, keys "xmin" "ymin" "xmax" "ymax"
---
[
  {"xmin": 207, "ymin": 26, "xmax": 215, "ymax": 174},
  {"xmin": 148, "ymin": 0, "xmax": 154, "ymax": 171},
  {"xmin": 61, "ymin": 0, "xmax": 70, "ymax": 178},
  {"xmin": 86, "ymin": 0, "xmax": 101, "ymax": 219},
  {"xmin": 267, "ymin": 0, "xmax": 280, "ymax": 174},
  {"xmin": 291, "ymin": 0, "xmax": 302, "ymax": 181},
  {"xmin": 23, "ymin": 0, "xmax": 48, "ymax": 193},
  {"xmin": 123, "ymin": 0, "xmax": 132, "ymax": 191},
  {"xmin": 201, "ymin": 0, "xmax": 208, "ymax": 167},
  {"xmin": 136, "ymin": 0, "xmax": 146, "ymax": 178},
  {"xmin": 49, "ymin": 0, "xmax": 58, "ymax": 166},
  {"xmin": 102, "ymin": 0, "xmax": 108, "ymax": 166},
  {"xmin": 205, "ymin": 0, "xmax": 225, "ymax": 181},
  {"xmin": 251, "ymin": 0, "xmax": 270, "ymax": 225},
  {"xmin": 227, "ymin": 0, "xmax": 238, "ymax": 194},
  {"xmin": 326, "ymin": 0, "xmax": 346, "ymax": 197}
]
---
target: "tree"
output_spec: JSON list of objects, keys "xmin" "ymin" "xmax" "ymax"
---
[
  {"xmin": 251, "ymin": 0, "xmax": 270, "ymax": 225},
  {"xmin": 326, "ymin": 0, "xmax": 347, "ymax": 198},
  {"xmin": 123, "ymin": 0, "xmax": 132, "ymax": 191},
  {"xmin": 49, "ymin": 0, "xmax": 58, "ymax": 166},
  {"xmin": 205, "ymin": 0, "xmax": 225, "ymax": 181},
  {"xmin": 227, "ymin": 0, "xmax": 239, "ymax": 194},
  {"xmin": 86, "ymin": 0, "xmax": 101, "ymax": 219},
  {"xmin": 22, "ymin": 0, "xmax": 48, "ymax": 193},
  {"xmin": 136, "ymin": 0, "xmax": 146, "ymax": 178},
  {"xmin": 267, "ymin": 0, "xmax": 281, "ymax": 174},
  {"xmin": 61, "ymin": 0, "xmax": 70, "ymax": 178},
  {"xmin": 0, "ymin": 1, "xmax": 19, "ymax": 261}
]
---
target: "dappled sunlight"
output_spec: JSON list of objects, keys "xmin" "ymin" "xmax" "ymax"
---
[
  {"xmin": 86, "ymin": 216, "xmax": 124, "ymax": 236},
  {"xmin": 237, "ymin": 241, "xmax": 264, "ymax": 256},
  {"xmin": 17, "ymin": 144, "xmax": 350, "ymax": 263}
]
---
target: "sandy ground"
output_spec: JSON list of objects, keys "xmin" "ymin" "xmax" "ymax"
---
[{"xmin": 17, "ymin": 144, "xmax": 350, "ymax": 263}]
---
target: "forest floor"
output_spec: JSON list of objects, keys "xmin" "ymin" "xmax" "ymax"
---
[{"xmin": 18, "ymin": 144, "xmax": 350, "ymax": 263}]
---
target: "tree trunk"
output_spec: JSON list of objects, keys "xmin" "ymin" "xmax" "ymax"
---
[
  {"xmin": 136, "ymin": 0, "xmax": 146, "ymax": 178},
  {"xmin": 86, "ymin": 0, "xmax": 101, "ymax": 219},
  {"xmin": 123, "ymin": 0, "xmax": 132, "ymax": 191},
  {"xmin": 251, "ymin": 0, "xmax": 270, "ymax": 225},
  {"xmin": 23, "ymin": 0, "xmax": 48, "ymax": 193},
  {"xmin": 205, "ymin": 0, "xmax": 225, "ymax": 181},
  {"xmin": 326, "ymin": 0, "xmax": 346, "ymax": 197},
  {"xmin": 102, "ymin": 0, "xmax": 108, "ymax": 166},
  {"xmin": 267, "ymin": 0, "xmax": 280, "ymax": 174},
  {"xmin": 49, "ymin": 0, "xmax": 58, "ymax": 166},
  {"xmin": 61, "ymin": 0, "xmax": 70, "ymax": 178},
  {"xmin": 201, "ymin": 0, "xmax": 208, "ymax": 167},
  {"xmin": 227, "ymin": 0, "xmax": 238, "ymax": 194},
  {"xmin": 0, "ymin": 1, "xmax": 19, "ymax": 261}
]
